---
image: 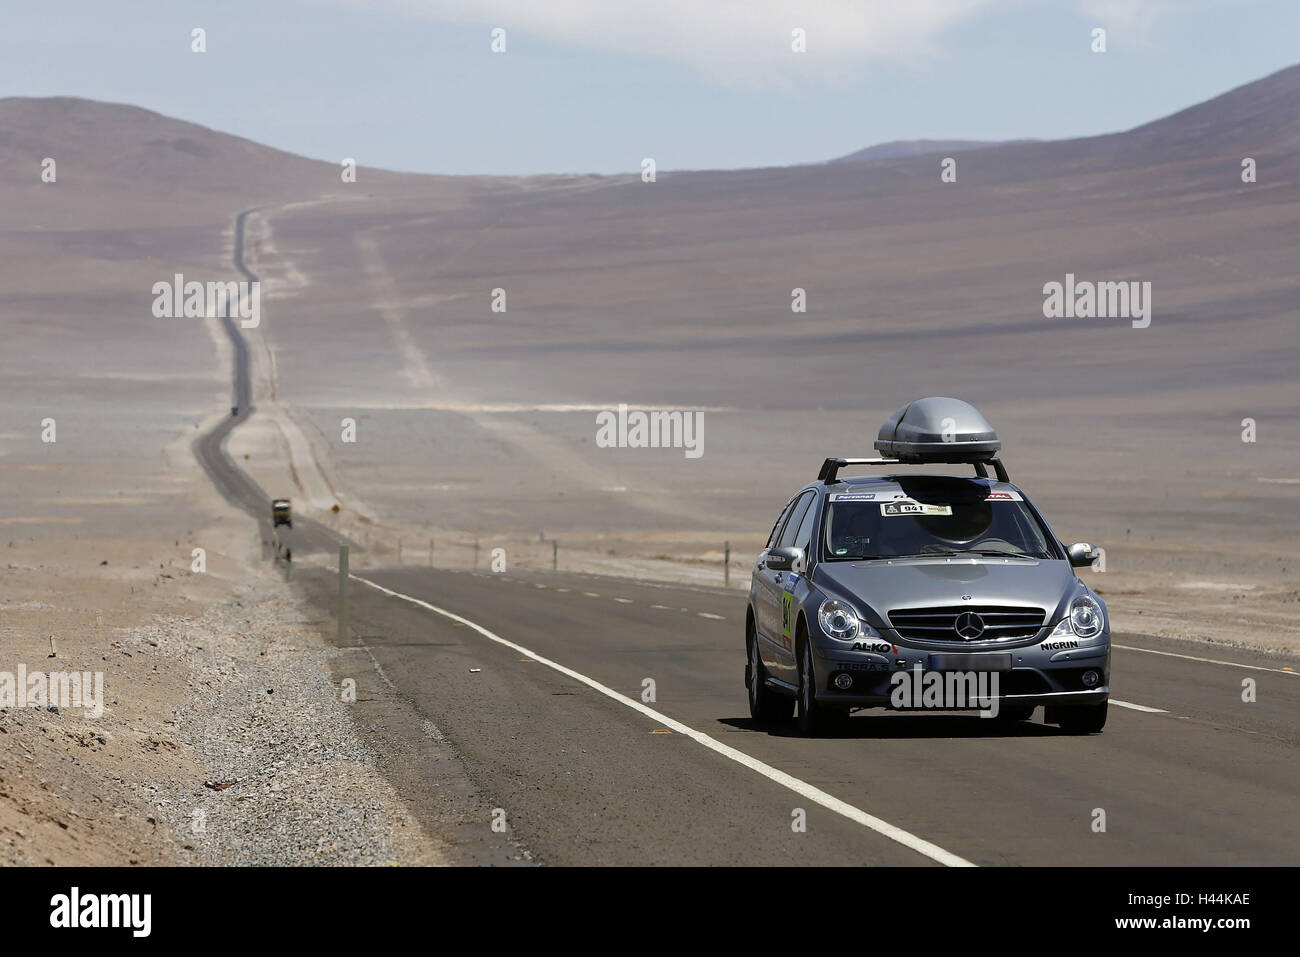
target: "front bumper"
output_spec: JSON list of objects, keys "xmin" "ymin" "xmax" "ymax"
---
[{"xmin": 811, "ymin": 637, "xmax": 1110, "ymax": 709}]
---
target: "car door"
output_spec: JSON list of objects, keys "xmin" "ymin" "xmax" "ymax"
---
[
  {"xmin": 753, "ymin": 497, "xmax": 794, "ymax": 658},
  {"xmin": 770, "ymin": 491, "xmax": 821, "ymax": 680},
  {"xmin": 756, "ymin": 491, "xmax": 814, "ymax": 675}
]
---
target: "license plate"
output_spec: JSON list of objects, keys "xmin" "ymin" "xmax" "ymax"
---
[{"xmin": 927, "ymin": 653, "xmax": 1012, "ymax": 672}]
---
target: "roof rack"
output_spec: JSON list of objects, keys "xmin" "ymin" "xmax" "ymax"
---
[{"xmin": 818, "ymin": 456, "xmax": 1011, "ymax": 485}]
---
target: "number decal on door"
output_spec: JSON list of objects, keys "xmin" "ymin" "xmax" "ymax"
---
[{"xmin": 781, "ymin": 591, "xmax": 794, "ymax": 643}]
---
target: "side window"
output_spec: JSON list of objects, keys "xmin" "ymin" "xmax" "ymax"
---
[
  {"xmin": 777, "ymin": 492, "xmax": 815, "ymax": 549},
  {"xmin": 792, "ymin": 495, "xmax": 820, "ymax": 554},
  {"xmin": 765, "ymin": 500, "xmax": 795, "ymax": 549}
]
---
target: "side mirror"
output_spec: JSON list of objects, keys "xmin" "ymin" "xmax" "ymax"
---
[
  {"xmin": 766, "ymin": 546, "xmax": 805, "ymax": 574},
  {"xmin": 1066, "ymin": 542, "xmax": 1097, "ymax": 568}
]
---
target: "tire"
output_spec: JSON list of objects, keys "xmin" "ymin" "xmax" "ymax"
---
[
  {"xmin": 795, "ymin": 630, "xmax": 848, "ymax": 736},
  {"xmin": 747, "ymin": 621, "xmax": 793, "ymax": 725},
  {"xmin": 1056, "ymin": 701, "xmax": 1108, "ymax": 734},
  {"xmin": 996, "ymin": 704, "xmax": 1036, "ymax": 722}
]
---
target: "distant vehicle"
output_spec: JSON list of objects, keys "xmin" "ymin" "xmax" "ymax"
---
[
  {"xmin": 746, "ymin": 397, "xmax": 1109, "ymax": 736},
  {"xmin": 272, "ymin": 498, "xmax": 292, "ymax": 528},
  {"xmin": 231, "ymin": 406, "xmax": 239, "ymax": 416}
]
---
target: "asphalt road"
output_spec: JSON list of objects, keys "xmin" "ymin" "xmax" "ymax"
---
[
  {"xmin": 293, "ymin": 563, "xmax": 1300, "ymax": 866},
  {"xmin": 191, "ymin": 207, "xmax": 348, "ymax": 558}
]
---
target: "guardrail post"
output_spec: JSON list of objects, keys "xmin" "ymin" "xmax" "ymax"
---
[
  {"xmin": 338, "ymin": 545, "xmax": 349, "ymax": 641},
  {"xmin": 552, "ymin": 540, "xmax": 558, "ymax": 573},
  {"xmin": 429, "ymin": 538, "xmax": 434, "ymax": 566},
  {"xmin": 473, "ymin": 538, "xmax": 479, "ymax": 569},
  {"xmin": 724, "ymin": 541, "xmax": 730, "ymax": 587}
]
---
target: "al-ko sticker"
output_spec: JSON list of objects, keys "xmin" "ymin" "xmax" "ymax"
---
[{"xmin": 880, "ymin": 502, "xmax": 953, "ymax": 517}]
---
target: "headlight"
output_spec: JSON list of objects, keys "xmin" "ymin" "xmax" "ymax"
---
[
  {"xmin": 1068, "ymin": 595, "xmax": 1104, "ymax": 639},
  {"xmin": 818, "ymin": 599, "xmax": 861, "ymax": 641}
]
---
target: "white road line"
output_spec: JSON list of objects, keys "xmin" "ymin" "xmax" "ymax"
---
[
  {"xmin": 350, "ymin": 638, "xmax": 398, "ymax": 693},
  {"xmin": 651, "ymin": 604, "xmax": 670, "ymax": 610},
  {"xmin": 583, "ymin": 592, "xmax": 600, "ymax": 598},
  {"xmin": 1110, "ymin": 699, "xmax": 1168, "ymax": 714},
  {"xmin": 351, "ymin": 572, "xmax": 974, "ymax": 868},
  {"xmin": 614, "ymin": 597, "xmax": 633, "ymax": 604},
  {"xmin": 698, "ymin": 612, "xmax": 725, "ymax": 620},
  {"xmin": 1114, "ymin": 643, "xmax": 1299, "ymax": 676}
]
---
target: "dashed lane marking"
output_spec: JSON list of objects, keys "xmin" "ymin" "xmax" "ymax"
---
[{"xmin": 1110, "ymin": 699, "xmax": 1169, "ymax": 714}]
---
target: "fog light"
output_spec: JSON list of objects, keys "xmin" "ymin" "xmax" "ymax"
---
[
  {"xmin": 833, "ymin": 673, "xmax": 853, "ymax": 690},
  {"xmin": 1081, "ymin": 670, "xmax": 1100, "ymax": 687}
]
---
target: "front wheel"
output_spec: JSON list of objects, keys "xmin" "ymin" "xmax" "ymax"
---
[
  {"xmin": 795, "ymin": 635, "xmax": 848, "ymax": 736},
  {"xmin": 1056, "ymin": 701, "xmax": 1107, "ymax": 734},
  {"xmin": 747, "ymin": 626, "xmax": 793, "ymax": 724}
]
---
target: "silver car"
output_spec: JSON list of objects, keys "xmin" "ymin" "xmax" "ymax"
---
[{"xmin": 745, "ymin": 397, "xmax": 1110, "ymax": 736}]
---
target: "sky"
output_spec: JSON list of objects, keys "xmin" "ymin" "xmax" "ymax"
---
[{"xmin": 4, "ymin": 0, "xmax": 1298, "ymax": 175}]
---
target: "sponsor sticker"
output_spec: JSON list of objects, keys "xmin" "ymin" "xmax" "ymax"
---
[
  {"xmin": 880, "ymin": 502, "xmax": 953, "ymax": 517},
  {"xmin": 851, "ymin": 641, "xmax": 895, "ymax": 653},
  {"xmin": 984, "ymin": 491, "xmax": 1023, "ymax": 501},
  {"xmin": 781, "ymin": 591, "xmax": 795, "ymax": 640},
  {"xmin": 829, "ymin": 493, "xmax": 877, "ymax": 501}
]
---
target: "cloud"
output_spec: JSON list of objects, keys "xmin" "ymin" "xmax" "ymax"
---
[
  {"xmin": 323, "ymin": 0, "xmax": 1007, "ymax": 86},
  {"xmin": 1076, "ymin": 0, "xmax": 1175, "ymax": 44}
]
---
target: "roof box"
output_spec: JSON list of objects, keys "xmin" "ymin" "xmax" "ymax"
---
[{"xmin": 873, "ymin": 397, "xmax": 1000, "ymax": 462}]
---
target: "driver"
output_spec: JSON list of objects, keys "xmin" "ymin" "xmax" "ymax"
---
[{"xmin": 832, "ymin": 506, "xmax": 877, "ymax": 554}]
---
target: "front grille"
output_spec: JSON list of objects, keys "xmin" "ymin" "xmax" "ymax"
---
[{"xmin": 887, "ymin": 605, "xmax": 1046, "ymax": 643}]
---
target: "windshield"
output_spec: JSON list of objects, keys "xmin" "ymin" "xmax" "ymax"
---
[{"xmin": 823, "ymin": 493, "xmax": 1055, "ymax": 560}]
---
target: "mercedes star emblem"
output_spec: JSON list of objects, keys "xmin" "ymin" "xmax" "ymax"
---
[{"xmin": 954, "ymin": 611, "xmax": 986, "ymax": 640}]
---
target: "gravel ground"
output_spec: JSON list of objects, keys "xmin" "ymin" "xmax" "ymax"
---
[{"xmin": 133, "ymin": 568, "xmax": 443, "ymax": 866}]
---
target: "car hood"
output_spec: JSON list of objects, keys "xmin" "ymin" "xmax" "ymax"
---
[{"xmin": 814, "ymin": 557, "xmax": 1079, "ymax": 625}]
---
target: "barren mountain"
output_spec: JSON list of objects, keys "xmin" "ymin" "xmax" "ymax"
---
[
  {"xmin": 1, "ymin": 61, "xmax": 1297, "ymax": 622},
  {"xmin": 831, "ymin": 138, "xmax": 1033, "ymax": 163}
]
